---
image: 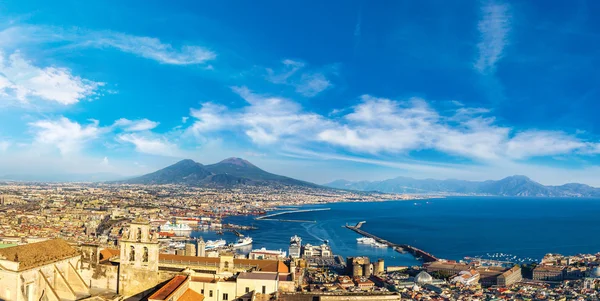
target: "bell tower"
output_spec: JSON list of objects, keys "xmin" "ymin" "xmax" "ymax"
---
[{"xmin": 119, "ymin": 218, "xmax": 160, "ymax": 296}]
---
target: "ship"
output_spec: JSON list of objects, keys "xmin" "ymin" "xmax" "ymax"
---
[
  {"xmin": 160, "ymin": 222, "xmax": 192, "ymax": 232},
  {"xmin": 232, "ymin": 236, "xmax": 253, "ymax": 248},
  {"xmin": 205, "ymin": 239, "xmax": 227, "ymax": 249},
  {"xmin": 289, "ymin": 235, "xmax": 302, "ymax": 258},
  {"xmin": 356, "ymin": 237, "xmax": 387, "ymax": 248}
]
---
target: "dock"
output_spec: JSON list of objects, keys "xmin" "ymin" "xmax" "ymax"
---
[
  {"xmin": 345, "ymin": 222, "xmax": 439, "ymax": 263},
  {"xmin": 255, "ymin": 208, "xmax": 331, "ymax": 220}
]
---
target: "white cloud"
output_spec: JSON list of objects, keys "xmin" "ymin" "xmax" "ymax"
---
[
  {"xmin": 29, "ymin": 117, "xmax": 102, "ymax": 155},
  {"xmin": 474, "ymin": 1, "xmax": 511, "ymax": 74},
  {"xmin": 0, "ymin": 141, "xmax": 9, "ymax": 152},
  {"xmin": 0, "ymin": 25, "xmax": 216, "ymax": 66},
  {"xmin": 88, "ymin": 32, "xmax": 216, "ymax": 65},
  {"xmin": 117, "ymin": 133, "xmax": 182, "ymax": 157},
  {"xmin": 295, "ymin": 73, "xmax": 332, "ymax": 97},
  {"xmin": 0, "ymin": 51, "xmax": 102, "ymax": 105},
  {"xmin": 187, "ymin": 91, "xmax": 600, "ymax": 163},
  {"xmin": 265, "ymin": 59, "xmax": 333, "ymax": 97},
  {"xmin": 101, "ymin": 156, "xmax": 109, "ymax": 166},
  {"xmin": 113, "ymin": 118, "xmax": 159, "ymax": 132},
  {"xmin": 181, "ymin": 117, "xmax": 189, "ymax": 124}
]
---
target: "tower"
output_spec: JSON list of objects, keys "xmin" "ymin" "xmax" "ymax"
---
[
  {"xmin": 197, "ymin": 237, "xmax": 206, "ymax": 257},
  {"xmin": 185, "ymin": 243, "xmax": 196, "ymax": 257},
  {"xmin": 119, "ymin": 218, "xmax": 160, "ymax": 296}
]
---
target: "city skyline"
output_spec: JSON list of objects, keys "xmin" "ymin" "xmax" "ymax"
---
[{"xmin": 1, "ymin": 1, "xmax": 600, "ymax": 186}]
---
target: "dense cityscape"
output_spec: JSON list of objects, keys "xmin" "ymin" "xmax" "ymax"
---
[
  {"xmin": 1, "ymin": 181, "xmax": 600, "ymax": 301},
  {"xmin": 2, "ymin": 0, "xmax": 599, "ymax": 300}
]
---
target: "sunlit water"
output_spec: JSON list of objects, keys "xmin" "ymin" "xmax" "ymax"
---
[{"xmin": 190, "ymin": 197, "xmax": 600, "ymax": 266}]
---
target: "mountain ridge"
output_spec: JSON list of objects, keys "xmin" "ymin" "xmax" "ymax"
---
[
  {"xmin": 118, "ymin": 157, "xmax": 322, "ymax": 188},
  {"xmin": 325, "ymin": 175, "xmax": 600, "ymax": 197}
]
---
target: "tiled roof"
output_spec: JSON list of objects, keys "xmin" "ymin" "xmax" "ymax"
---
[
  {"xmin": 178, "ymin": 289, "xmax": 204, "ymax": 301},
  {"xmin": 0, "ymin": 239, "xmax": 78, "ymax": 270},
  {"xmin": 148, "ymin": 275, "xmax": 187, "ymax": 301}
]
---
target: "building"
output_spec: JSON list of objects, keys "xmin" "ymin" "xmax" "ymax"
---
[
  {"xmin": 302, "ymin": 243, "xmax": 332, "ymax": 258},
  {"xmin": 450, "ymin": 269, "xmax": 480, "ymax": 286},
  {"xmin": 497, "ymin": 265, "xmax": 522, "ymax": 287},
  {"xmin": 533, "ymin": 265, "xmax": 565, "ymax": 281},
  {"xmin": 0, "ymin": 239, "xmax": 90, "ymax": 301}
]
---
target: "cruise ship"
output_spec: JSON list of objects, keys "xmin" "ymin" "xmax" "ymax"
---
[
  {"xmin": 205, "ymin": 239, "xmax": 227, "ymax": 249},
  {"xmin": 232, "ymin": 236, "xmax": 253, "ymax": 248},
  {"xmin": 356, "ymin": 237, "xmax": 387, "ymax": 248},
  {"xmin": 160, "ymin": 222, "xmax": 192, "ymax": 232},
  {"xmin": 289, "ymin": 235, "xmax": 302, "ymax": 258}
]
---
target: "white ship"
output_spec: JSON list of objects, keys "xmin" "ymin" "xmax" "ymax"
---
[
  {"xmin": 289, "ymin": 235, "xmax": 302, "ymax": 258},
  {"xmin": 161, "ymin": 222, "xmax": 192, "ymax": 232},
  {"xmin": 232, "ymin": 236, "xmax": 253, "ymax": 248},
  {"xmin": 205, "ymin": 239, "xmax": 227, "ymax": 249},
  {"xmin": 357, "ymin": 237, "xmax": 375, "ymax": 244},
  {"xmin": 356, "ymin": 237, "xmax": 387, "ymax": 248}
]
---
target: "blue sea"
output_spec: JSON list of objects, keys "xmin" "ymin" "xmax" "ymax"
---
[{"xmin": 191, "ymin": 197, "xmax": 600, "ymax": 267}]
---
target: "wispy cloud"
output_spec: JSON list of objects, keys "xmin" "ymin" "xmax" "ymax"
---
[
  {"xmin": 0, "ymin": 51, "xmax": 103, "ymax": 105},
  {"xmin": 265, "ymin": 59, "xmax": 333, "ymax": 97},
  {"xmin": 86, "ymin": 32, "xmax": 216, "ymax": 65},
  {"xmin": 113, "ymin": 118, "xmax": 159, "ymax": 132},
  {"xmin": 474, "ymin": 1, "xmax": 511, "ymax": 74},
  {"xmin": 0, "ymin": 25, "xmax": 216, "ymax": 65},
  {"xmin": 117, "ymin": 133, "xmax": 183, "ymax": 157}
]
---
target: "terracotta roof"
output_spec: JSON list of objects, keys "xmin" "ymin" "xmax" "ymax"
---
[
  {"xmin": 100, "ymin": 248, "xmax": 120, "ymax": 261},
  {"xmin": 148, "ymin": 275, "xmax": 187, "ymax": 301},
  {"xmin": 178, "ymin": 289, "xmax": 204, "ymax": 301},
  {"xmin": 234, "ymin": 259, "xmax": 289, "ymax": 273},
  {"xmin": 0, "ymin": 239, "xmax": 79, "ymax": 270}
]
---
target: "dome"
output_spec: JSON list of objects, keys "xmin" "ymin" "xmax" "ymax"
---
[{"xmin": 415, "ymin": 271, "xmax": 433, "ymax": 284}]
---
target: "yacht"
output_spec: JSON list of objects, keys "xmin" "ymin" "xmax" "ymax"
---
[
  {"xmin": 205, "ymin": 239, "xmax": 227, "ymax": 249},
  {"xmin": 232, "ymin": 236, "xmax": 253, "ymax": 248}
]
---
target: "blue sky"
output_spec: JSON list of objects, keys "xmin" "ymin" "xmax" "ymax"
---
[{"xmin": 1, "ymin": 0, "xmax": 600, "ymax": 185}]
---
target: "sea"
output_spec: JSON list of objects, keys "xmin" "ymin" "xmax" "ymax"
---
[{"xmin": 190, "ymin": 197, "xmax": 600, "ymax": 267}]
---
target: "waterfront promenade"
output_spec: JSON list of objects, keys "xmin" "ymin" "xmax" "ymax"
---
[{"xmin": 345, "ymin": 222, "xmax": 439, "ymax": 262}]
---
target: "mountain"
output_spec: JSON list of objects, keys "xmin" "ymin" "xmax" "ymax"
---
[
  {"xmin": 120, "ymin": 157, "xmax": 321, "ymax": 188},
  {"xmin": 325, "ymin": 175, "xmax": 600, "ymax": 197}
]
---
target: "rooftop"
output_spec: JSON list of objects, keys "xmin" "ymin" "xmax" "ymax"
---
[
  {"xmin": 148, "ymin": 275, "xmax": 187, "ymax": 301},
  {"xmin": 0, "ymin": 238, "xmax": 79, "ymax": 270}
]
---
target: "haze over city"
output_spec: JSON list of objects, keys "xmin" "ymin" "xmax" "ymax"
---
[{"xmin": 1, "ymin": 1, "xmax": 600, "ymax": 185}]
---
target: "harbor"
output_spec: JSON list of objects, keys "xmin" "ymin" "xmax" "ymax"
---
[{"xmin": 345, "ymin": 221, "xmax": 439, "ymax": 263}]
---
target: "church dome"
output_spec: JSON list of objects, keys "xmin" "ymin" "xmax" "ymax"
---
[{"xmin": 415, "ymin": 271, "xmax": 433, "ymax": 284}]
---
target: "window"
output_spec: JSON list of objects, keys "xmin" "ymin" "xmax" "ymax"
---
[
  {"xmin": 209, "ymin": 290, "xmax": 213, "ymax": 297},
  {"xmin": 137, "ymin": 227, "xmax": 142, "ymax": 241},
  {"xmin": 262, "ymin": 286, "xmax": 266, "ymax": 294},
  {"xmin": 129, "ymin": 245, "xmax": 135, "ymax": 261},
  {"xmin": 245, "ymin": 287, "xmax": 250, "ymax": 293},
  {"xmin": 201, "ymin": 289, "xmax": 204, "ymax": 294},
  {"xmin": 143, "ymin": 247, "xmax": 149, "ymax": 262},
  {"xmin": 223, "ymin": 293, "xmax": 229, "ymax": 300}
]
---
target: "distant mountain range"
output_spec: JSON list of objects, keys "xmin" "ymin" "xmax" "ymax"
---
[
  {"xmin": 325, "ymin": 175, "xmax": 600, "ymax": 197},
  {"xmin": 117, "ymin": 158, "xmax": 321, "ymax": 188}
]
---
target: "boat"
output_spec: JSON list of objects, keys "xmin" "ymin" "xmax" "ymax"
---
[
  {"xmin": 357, "ymin": 237, "xmax": 376, "ymax": 244},
  {"xmin": 161, "ymin": 222, "xmax": 192, "ymax": 232},
  {"xmin": 289, "ymin": 235, "xmax": 302, "ymax": 258},
  {"xmin": 205, "ymin": 239, "xmax": 227, "ymax": 249},
  {"xmin": 232, "ymin": 236, "xmax": 253, "ymax": 248}
]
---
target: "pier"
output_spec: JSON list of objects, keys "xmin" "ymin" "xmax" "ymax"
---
[
  {"xmin": 345, "ymin": 222, "xmax": 439, "ymax": 263},
  {"xmin": 255, "ymin": 208, "xmax": 331, "ymax": 220}
]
